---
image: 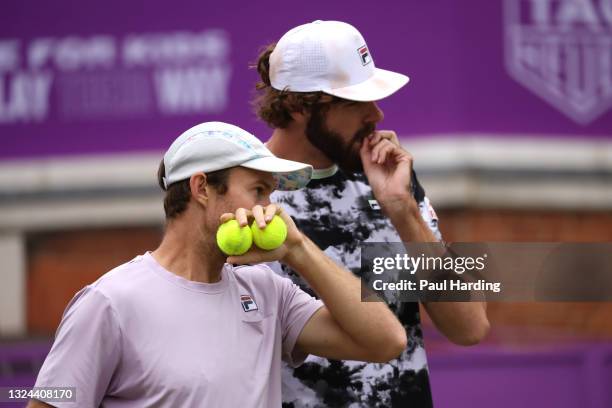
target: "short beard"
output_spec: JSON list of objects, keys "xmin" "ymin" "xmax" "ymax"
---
[{"xmin": 305, "ymin": 104, "xmax": 375, "ymax": 175}]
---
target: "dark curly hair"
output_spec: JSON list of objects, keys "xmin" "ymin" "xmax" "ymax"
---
[{"xmin": 252, "ymin": 43, "xmax": 346, "ymax": 128}]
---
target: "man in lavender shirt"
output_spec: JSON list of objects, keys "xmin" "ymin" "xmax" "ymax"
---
[{"xmin": 28, "ymin": 121, "xmax": 406, "ymax": 408}]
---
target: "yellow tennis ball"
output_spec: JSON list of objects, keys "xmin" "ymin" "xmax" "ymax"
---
[
  {"xmin": 251, "ymin": 215, "xmax": 287, "ymax": 250},
  {"xmin": 216, "ymin": 219, "xmax": 253, "ymax": 256}
]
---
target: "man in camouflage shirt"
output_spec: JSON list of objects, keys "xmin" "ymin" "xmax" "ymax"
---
[{"xmin": 253, "ymin": 20, "xmax": 489, "ymax": 407}]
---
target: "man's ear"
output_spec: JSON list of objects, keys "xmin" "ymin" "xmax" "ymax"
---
[
  {"xmin": 290, "ymin": 110, "xmax": 308, "ymax": 125},
  {"xmin": 190, "ymin": 173, "xmax": 209, "ymax": 206}
]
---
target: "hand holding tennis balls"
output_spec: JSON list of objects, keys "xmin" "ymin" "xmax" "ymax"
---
[
  {"xmin": 217, "ymin": 204, "xmax": 301, "ymax": 264},
  {"xmin": 216, "ymin": 215, "xmax": 287, "ymax": 255}
]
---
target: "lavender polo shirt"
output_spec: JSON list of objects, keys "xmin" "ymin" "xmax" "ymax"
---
[{"xmin": 34, "ymin": 253, "xmax": 323, "ymax": 407}]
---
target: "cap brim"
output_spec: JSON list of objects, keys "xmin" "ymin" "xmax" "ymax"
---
[
  {"xmin": 324, "ymin": 68, "xmax": 409, "ymax": 102},
  {"xmin": 240, "ymin": 156, "xmax": 313, "ymax": 191}
]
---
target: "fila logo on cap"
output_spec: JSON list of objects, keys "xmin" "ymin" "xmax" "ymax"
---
[
  {"xmin": 240, "ymin": 294, "xmax": 258, "ymax": 312},
  {"xmin": 358, "ymin": 45, "xmax": 371, "ymax": 66}
]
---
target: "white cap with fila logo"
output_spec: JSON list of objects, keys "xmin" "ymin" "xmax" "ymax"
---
[{"xmin": 269, "ymin": 20, "xmax": 409, "ymax": 102}]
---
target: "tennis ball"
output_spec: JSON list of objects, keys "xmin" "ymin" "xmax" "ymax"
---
[
  {"xmin": 216, "ymin": 219, "xmax": 253, "ymax": 256},
  {"xmin": 251, "ymin": 215, "xmax": 288, "ymax": 250}
]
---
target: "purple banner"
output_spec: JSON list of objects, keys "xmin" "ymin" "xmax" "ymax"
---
[{"xmin": 1, "ymin": 0, "xmax": 611, "ymax": 159}]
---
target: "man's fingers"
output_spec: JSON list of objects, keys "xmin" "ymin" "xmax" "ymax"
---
[
  {"xmin": 377, "ymin": 144, "xmax": 395, "ymax": 164},
  {"xmin": 369, "ymin": 132, "xmax": 382, "ymax": 146},
  {"xmin": 381, "ymin": 130, "xmax": 400, "ymax": 146},
  {"xmin": 264, "ymin": 204, "xmax": 278, "ymax": 222},
  {"xmin": 223, "ymin": 204, "xmax": 291, "ymax": 231},
  {"xmin": 388, "ymin": 132, "xmax": 400, "ymax": 146},
  {"xmin": 219, "ymin": 213, "xmax": 235, "ymax": 224},
  {"xmin": 235, "ymin": 208, "xmax": 252, "ymax": 227},
  {"xmin": 373, "ymin": 130, "xmax": 400, "ymax": 147},
  {"xmin": 370, "ymin": 139, "xmax": 383, "ymax": 162},
  {"xmin": 371, "ymin": 139, "xmax": 394, "ymax": 162},
  {"xmin": 226, "ymin": 205, "xmax": 280, "ymax": 228},
  {"xmin": 252, "ymin": 205, "xmax": 266, "ymax": 228}
]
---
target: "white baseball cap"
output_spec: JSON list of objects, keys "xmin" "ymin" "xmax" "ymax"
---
[
  {"xmin": 269, "ymin": 20, "xmax": 409, "ymax": 102},
  {"xmin": 162, "ymin": 121, "xmax": 312, "ymax": 190}
]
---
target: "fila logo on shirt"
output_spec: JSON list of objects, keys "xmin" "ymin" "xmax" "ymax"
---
[
  {"xmin": 358, "ymin": 45, "xmax": 371, "ymax": 66},
  {"xmin": 240, "ymin": 294, "xmax": 258, "ymax": 312}
]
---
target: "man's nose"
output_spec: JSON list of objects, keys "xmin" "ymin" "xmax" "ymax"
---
[{"xmin": 365, "ymin": 102, "xmax": 384, "ymax": 123}]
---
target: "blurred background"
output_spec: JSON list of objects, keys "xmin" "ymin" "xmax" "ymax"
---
[{"xmin": 1, "ymin": 0, "xmax": 611, "ymax": 406}]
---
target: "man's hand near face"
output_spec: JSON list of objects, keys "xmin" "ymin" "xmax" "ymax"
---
[
  {"xmin": 359, "ymin": 132, "xmax": 490, "ymax": 345},
  {"xmin": 360, "ymin": 130, "xmax": 418, "ymax": 217}
]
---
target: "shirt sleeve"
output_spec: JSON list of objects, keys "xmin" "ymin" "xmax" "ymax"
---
[
  {"xmin": 34, "ymin": 286, "xmax": 121, "ymax": 407},
  {"xmin": 419, "ymin": 196, "xmax": 443, "ymax": 241},
  {"xmin": 274, "ymin": 274, "xmax": 324, "ymax": 368}
]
